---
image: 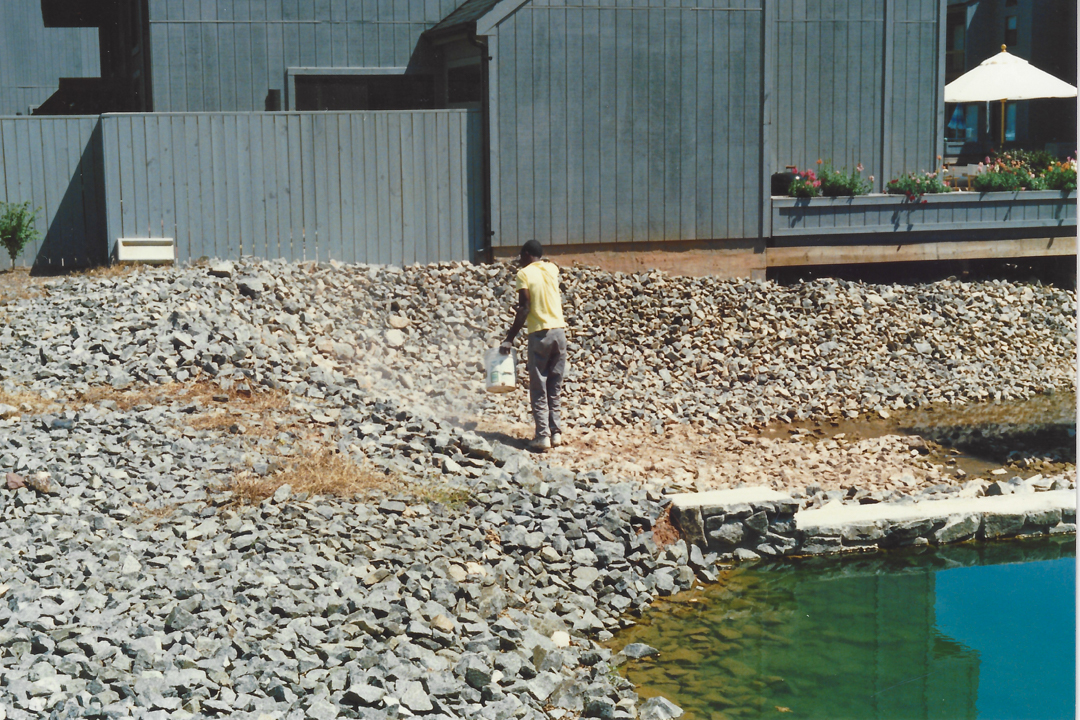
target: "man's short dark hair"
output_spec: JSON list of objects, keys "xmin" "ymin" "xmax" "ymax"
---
[{"xmin": 521, "ymin": 240, "xmax": 543, "ymax": 259}]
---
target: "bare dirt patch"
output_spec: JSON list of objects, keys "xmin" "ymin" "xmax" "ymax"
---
[{"xmin": 469, "ymin": 389, "xmax": 1075, "ymax": 496}]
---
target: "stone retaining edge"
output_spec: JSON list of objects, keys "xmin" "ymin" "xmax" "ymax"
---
[{"xmin": 668, "ymin": 484, "xmax": 1076, "ymax": 562}]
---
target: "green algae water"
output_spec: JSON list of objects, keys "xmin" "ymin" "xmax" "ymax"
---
[{"xmin": 614, "ymin": 538, "xmax": 1075, "ymax": 720}]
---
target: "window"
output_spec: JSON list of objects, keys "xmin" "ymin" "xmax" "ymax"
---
[
  {"xmin": 288, "ymin": 69, "xmax": 434, "ymax": 111},
  {"xmin": 1004, "ymin": 15, "xmax": 1018, "ymax": 47},
  {"xmin": 945, "ymin": 9, "xmax": 967, "ymax": 81},
  {"xmin": 1005, "ymin": 102, "xmax": 1017, "ymax": 141}
]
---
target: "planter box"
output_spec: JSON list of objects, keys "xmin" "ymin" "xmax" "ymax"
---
[{"xmin": 771, "ymin": 190, "xmax": 1076, "ymax": 238}]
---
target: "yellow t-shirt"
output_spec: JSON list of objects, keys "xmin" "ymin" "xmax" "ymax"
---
[{"xmin": 515, "ymin": 261, "xmax": 567, "ymax": 335}]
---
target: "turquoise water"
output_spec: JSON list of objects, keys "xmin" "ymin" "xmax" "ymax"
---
[{"xmin": 614, "ymin": 538, "xmax": 1075, "ymax": 720}]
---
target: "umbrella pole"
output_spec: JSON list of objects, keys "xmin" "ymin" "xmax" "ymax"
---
[{"xmin": 999, "ymin": 99, "xmax": 1005, "ymax": 146}]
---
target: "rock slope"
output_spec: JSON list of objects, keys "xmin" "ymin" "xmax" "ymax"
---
[{"xmin": 0, "ymin": 259, "xmax": 1074, "ymax": 720}]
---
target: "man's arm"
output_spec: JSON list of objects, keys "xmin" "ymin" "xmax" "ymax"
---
[{"xmin": 500, "ymin": 288, "xmax": 530, "ymax": 353}]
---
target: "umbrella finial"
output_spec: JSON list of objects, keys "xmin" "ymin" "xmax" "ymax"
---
[{"xmin": 1001, "ymin": 44, "xmax": 1007, "ymax": 52}]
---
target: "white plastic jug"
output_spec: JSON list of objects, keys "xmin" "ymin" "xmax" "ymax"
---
[{"xmin": 484, "ymin": 347, "xmax": 517, "ymax": 393}]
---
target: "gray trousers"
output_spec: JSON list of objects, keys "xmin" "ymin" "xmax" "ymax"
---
[{"xmin": 527, "ymin": 328, "xmax": 567, "ymax": 439}]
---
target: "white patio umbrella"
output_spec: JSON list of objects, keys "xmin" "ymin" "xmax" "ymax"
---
[{"xmin": 944, "ymin": 45, "xmax": 1077, "ymax": 145}]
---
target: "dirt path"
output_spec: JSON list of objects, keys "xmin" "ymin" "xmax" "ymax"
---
[{"xmin": 467, "ymin": 390, "xmax": 1075, "ymax": 497}]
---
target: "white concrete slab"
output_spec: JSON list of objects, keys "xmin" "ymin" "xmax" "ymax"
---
[
  {"xmin": 797, "ymin": 490, "xmax": 1076, "ymax": 531},
  {"xmin": 668, "ymin": 487, "xmax": 791, "ymax": 509}
]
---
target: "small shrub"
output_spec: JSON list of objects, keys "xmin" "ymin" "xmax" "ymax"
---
[
  {"xmin": 0, "ymin": 202, "xmax": 40, "ymax": 270},
  {"xmin": 886, "ymin": 171, "xmax": 952, "ymax": 202}
]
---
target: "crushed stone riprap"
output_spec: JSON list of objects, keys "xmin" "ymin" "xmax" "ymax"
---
[
  {"xmin": 0, "ymin": 258, "xmax": 1074, "ymax": 719},
  {"xmin": 0, "ymin": 258, "xmax": 1073, "ymax": 431}
]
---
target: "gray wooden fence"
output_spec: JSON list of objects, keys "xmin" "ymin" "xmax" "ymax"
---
[
  {"xmin": 0, "ymin": 116, "xmax": 108, "ymax": 268},
  {"xmin": 100, "ymin": 110, "xmax": 483, "ymax": 265}
]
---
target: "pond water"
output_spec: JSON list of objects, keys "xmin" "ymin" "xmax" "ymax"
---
[{"xmin": 613, "ymin": 538, "xmax": 1075, "ymax": 720}]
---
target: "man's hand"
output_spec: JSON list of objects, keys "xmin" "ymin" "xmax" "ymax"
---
[{"xmin": 499, "ymin": 340, "xmax": 513, "ymax": 355}]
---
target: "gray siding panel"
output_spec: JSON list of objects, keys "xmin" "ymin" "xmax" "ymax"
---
[
  {"xmin": 492, "ymin": 1, "xmax": 765, "ymax": 248},
  {"xmin": 100, "ymin": 111, "xmax": 481, "ymax": 265},
  {"xmin": 771, "ymin": 0, "xmax": 940, "ymax": 193},
  {"xmin": 0, "ymin": 117, "xmax": 106, "ymax": 267},
  {"xmin": 774, "ymin": 0, "xmax": 886, "ymax": 185},
  {"xmin": 0, "ymin": 0, "xmax": 100, "ymax": 115},
  {"xmin": 148, "ymin": 0, "xmax": 464, "ymax": 112}
]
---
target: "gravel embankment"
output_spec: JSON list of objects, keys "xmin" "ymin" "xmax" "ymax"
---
[{"xmin": 0, "ymin": 259, "xmax": 1074, "ymax": 720}]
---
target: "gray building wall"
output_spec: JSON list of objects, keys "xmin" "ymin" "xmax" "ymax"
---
[
  {"xmin": 488, "ymin": 0, "xmax": 765, "ymax": 249},
  {"xmin": 486, "ymin": 0, "xmax": 945, "ymax": 249},
  {"xmin": 774, "ymin": 0, "xmax": 943, "ymax": 184},
  {"xmin": 147, "ymin": 0, "xmax": 465, "ymax": 112},
  {"xmin": 0, "ymin": 0, "xmax": 100, "ymax": 116}
]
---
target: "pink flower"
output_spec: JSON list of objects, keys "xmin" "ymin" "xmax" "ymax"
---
[
  {"xmin": 856, "ymin": 163, "xmax": 864, "ymax": 173},
  {"xmin": 812, "ymin": 180, "xmax": 821, "ymax": 187},
  {"xmin": 869, "ymin": 175, "xmax": 875, "ymax": 182}
]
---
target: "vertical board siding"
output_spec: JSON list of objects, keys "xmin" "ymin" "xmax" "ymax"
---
[
  {"xmin": 100, "ymin": 111, "xmax": 482, "ymax": 265},
  {"xmin": 148, "ymin": 0, "xmax": 465, "ymax": 112},
  {"xmin": 492, "ymin": 0, "xmax": 765, "ymax": 248},
  {"xmin": 0, "ymin": 0, "xmax": 101, "ymax": 115},
  {"xmin": 773, "ymin": 0, "xmax": 886, "ymax": 188},
  {"xmin": 772, "ymin": 0, "xmax": 939, "ymax": 193},
  {"xmin": 889, "ymin": 0, "xmax": 941, "ymax": 177},
  {"xmin": 0, "ymin": 117, "xmax": 106, "ymax": 267}
]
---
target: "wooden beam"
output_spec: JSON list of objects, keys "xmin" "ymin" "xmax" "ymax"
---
[{"xmin": 766, "ymin": 236, "xmax": 1077, "ymax": 268}]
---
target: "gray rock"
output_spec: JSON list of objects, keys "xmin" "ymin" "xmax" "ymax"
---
[
  {"xmin": 639, "ymin": 695, "xmax": 684, "ymax": 719},
  {"xmin": 209, "ymin": 261, "xmax": 235, "ymax": 278},
  {"xmin": 164, "ymin": 606, "xmax": 196, "ymax": 633},
  {"xmin": 622, "ymin": 643, "xmax": 659, "ymax": 660},
  {"xmin": 707, "ymin": 521, "xmax": 745, "ymax": 549},
  {"xmin": 931, "ymin": 514, "xmax": 979, "ymax": 544},
  {"xmin": 397, "ymin": 680, "xmax": 433, "ymax": 713},
  {"xmin": 982, "ymin": 513, "xmax": 1026, "ymax": 539}
]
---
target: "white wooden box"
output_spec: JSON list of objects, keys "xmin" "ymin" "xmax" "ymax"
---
[{"xmin": 114, "ymin": 238, "xmax": 176, "ymax": 263}]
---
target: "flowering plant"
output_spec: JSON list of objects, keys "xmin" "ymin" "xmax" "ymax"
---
[
  {"xmin": 786, "ymin": 167, "xmax": 822, "ymax": 197},
  {"xmin": 886, "ymin": 171, "xmax": 951, "ymax": 203},
  {"xmin": 967, "ymin": 151, "xmax": 1074, "ymax": 192},
  {"xmin": 785, "ymin": 160, "xmax": 872, "ymax": 198},
  {"xmin": 817, "ymin": 161, "xmax": 873, "ymax": 197},
  {"xmin": 1037, "ymin": 158, "xmax": 1076, "ymax": 191}
]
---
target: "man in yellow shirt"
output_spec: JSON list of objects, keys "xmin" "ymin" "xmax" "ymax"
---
[{"xmin": 499, "ymin": 240, "xmax": 568, "ymax": 452}]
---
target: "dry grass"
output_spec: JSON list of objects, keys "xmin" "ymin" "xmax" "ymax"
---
[
  {"xmin": 412, "ymin": 484, "xmax": 473, "ymax": 509},
  {"xmin": 224, "ymin": 449, "xmax": 399, "ymax": 506},
  {"xmin": 67, "ymin": 263, "xmax": 141, "ymax": 280},
  {"xmin": 0, "ymin": 267, "xmax": 45, "ymax": 305},
  {"xmin": 0, "ymin": 388, "xmax": 58, "ymax": 415},
  {"xmin": 132, "ymin": 502, "xmax": 179, "ymax": 525},
  {"xmin": 73, "ymin": 381, "xmax": 291, "ymax": 414}
]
